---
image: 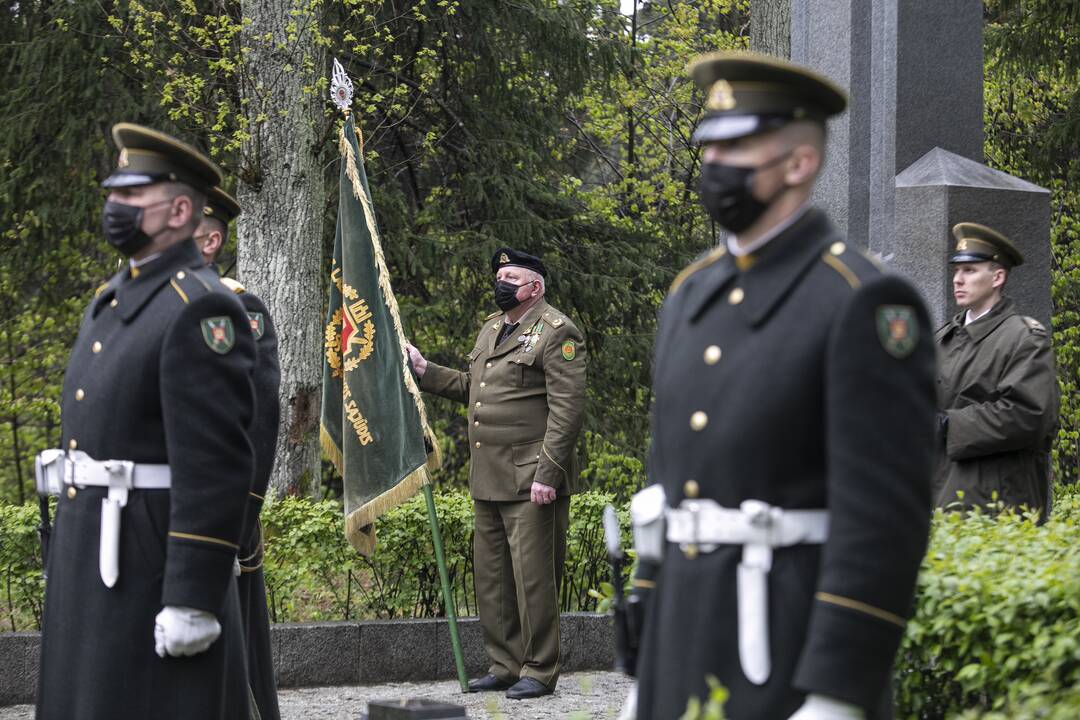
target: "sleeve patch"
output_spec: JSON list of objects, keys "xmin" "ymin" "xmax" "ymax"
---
[
  {"xmin": 876, "ymin": 305, "xmax": 918, "ymax": 358},
  {"xmin": 561, "ymin": 340, "xmax": 577, "ymax": 360},
  {"xmin": 247, "ymin": 312, "xmax": 265, "ymax": 340},
  {"xmin": 201, "ymin": 316, "xmax": 236, "ymax": 354}
]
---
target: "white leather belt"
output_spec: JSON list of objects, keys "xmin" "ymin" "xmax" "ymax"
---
[
  {"xmin": 36, "ymin": 449, "xmax": 171, "ymax": 588},
  {"xmin": 666, "ymin": 499, "xmax": 829, "ymax": 686}
]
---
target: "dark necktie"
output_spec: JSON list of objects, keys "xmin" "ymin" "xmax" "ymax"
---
[{"xmin": 497, "ymin": 322, "xmax": 519, "ymax": 347}]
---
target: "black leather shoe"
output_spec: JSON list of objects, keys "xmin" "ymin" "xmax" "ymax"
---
[
  {"xmin": 467, "ymin": 673, "xmax": 513, "ymax": 693},
  {"xmin": 505, "ymin": 677, "xmax": 553, "ymax": 700}
]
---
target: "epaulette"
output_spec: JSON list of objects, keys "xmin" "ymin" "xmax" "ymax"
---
[
  {"xmin": 94, "ymin": 282, "xmax": 110, "ymax": 297},
  {"xmin": 167, "ymin": 267, "xmax": 216, "ymax": 305},
  {"xmin": 1022, "ymin": 316, "xmax": 1047, "ymax": 334},
  {"xmin": 220, "ymin": 277, "xmax": 246, "ymax": 295},
  {"xmin": 669, "ymin": 245, "xmax": 727, "ymax": 295},
  {"xmin": 484, "ymin": 310, "xmax": 502, "ymax": 321},
  {"xmin": 542, "ymin": 309, "xmax": 567, "ymax": 329},
  {"xmin": 819, "ymin": 241, "xmax": 882, "ymax": 290}
]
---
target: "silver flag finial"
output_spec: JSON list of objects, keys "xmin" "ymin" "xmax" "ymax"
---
[{"xmin": 330, "ymin": 58, "xmax": 353, "ymax": 113}]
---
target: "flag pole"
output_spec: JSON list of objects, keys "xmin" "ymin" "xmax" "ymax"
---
[{"xmin": 423, "ymin": 485, "xmax": 469, "ymax": 692}]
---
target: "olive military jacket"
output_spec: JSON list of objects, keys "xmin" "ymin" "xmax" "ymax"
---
[
  {"xmin": 39, "ymin": 238, "xmax": 256, "ymax": 720},
  {"xmin": 636, "ymin": 209, "xmax": 936, "ymax": 720},
  {"xmin": 934, "ymin": 297, "xmax": 1058, "ymax": 513},
  {"xmin": 419, "ymin": 299, "xmax": 587, "ymax": 500}
]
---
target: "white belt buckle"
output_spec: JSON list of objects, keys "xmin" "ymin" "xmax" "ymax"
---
[{"xmin": 99, "ymin": 460, "xmax": 135, "ymax": 589}]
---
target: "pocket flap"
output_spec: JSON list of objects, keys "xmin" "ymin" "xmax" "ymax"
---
[
  {"xmin": 512, "ymin": 440, "xmax": 543, "ymax": 466},
  {"xmin": 512, "ymin": 351, "xmax": 537, "ymax": 366}
]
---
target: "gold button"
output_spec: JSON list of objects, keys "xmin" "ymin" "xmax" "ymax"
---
[
  {"xmin": 830, "ymin": 241, "xmax": 846, "ymax": 256},
  {"xmin": 68, "ymin": 438, "xmax": 78, "ymax": 450},
  {"xmin": 479, "ymin": 382, "xmax": 486, "ymax": 388},
  {"xmin": 684, "ymin": 544, "xmax": 699, "ymax": 560},
  {"xmin": 728, "ymin": 288, "xmax": 744, "ymax": 305},
  {"xmin": 92, "ymin": 341, "xmax": 102, "ymax": 354},
  {"xmin": 475, "ymin": 441, "xmax": 482, "ymax": 449},
  {"xmin": 486, "ymin": 362, "xmax": 492, "ymax": 368},
  {"xmin": 75, "ymin": 389, "xmax": 85, "ymax": 401},
  {"xmin": 110, "ymin": 298, "xmax": 118, "ymax": 308},
  {"xmin": 475, "ymin": 401, "xmax": 482, "ymax": 408},
  {"xmin": 704, "ymin": 345, "xmax": 722, "ymax": 365},
  {"xmin": 684, "ymin": 480, "xmax": 700, "ymax": 498},
  {"xmin": 176, "ymin": 271, "xmax": 186, "ymax": 279},
  {"xmin": 690, "ymin": 411, "xmax": 708, "ymax": 431},
  {"xmin": 67, "ymin": 486, "xmax": 77, "ymax": 499}
]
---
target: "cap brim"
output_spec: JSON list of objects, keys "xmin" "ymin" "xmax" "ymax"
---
[
  {"xmin": 948, "ymin": 252, "xmax": 996, "ymax": 264},
  {"xmin": 102, "ymin": 171, "xmax": 162, "ymax": 189},
  {"xmin": 691, "ymin": 114, "xmax": 789, "ymax": 144}
]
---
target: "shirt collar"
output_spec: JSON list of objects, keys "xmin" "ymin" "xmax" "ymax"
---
[{"xmin": 727, "ymin": 202, "xmax": 812, "ymax": 257}]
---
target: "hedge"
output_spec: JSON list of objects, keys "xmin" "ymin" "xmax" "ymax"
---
[{"xmin": 2, "ymin": 486, "xmax": 1077, "ymax": 718}]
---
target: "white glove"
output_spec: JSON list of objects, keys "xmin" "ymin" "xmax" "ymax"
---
[
  {"xmin": 616, "ymin": 683, "xmax": 637, "ymax": 720},
  {"xmin": 789, "ymin": 695, "xmax": 865, "ymax": 720},
  {"xmin": 154, "ymin": 606, "xmax": 221, "ymax": 658}
]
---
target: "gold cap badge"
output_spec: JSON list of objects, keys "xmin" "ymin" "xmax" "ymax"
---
[
  {"xmin": 499, "ymin": 252, "xmax": 510, "ymax": 264},
  {"xmin": 117, "ymin": 149, "xmax": 129, "ymax": 168},
  {"xmin": 707, "ymin": 79, "xmax": 736, "ymax": 111}
]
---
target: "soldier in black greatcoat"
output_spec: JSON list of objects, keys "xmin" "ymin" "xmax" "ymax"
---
[
  {"xmin": 36, "ymin": 124, "xmax": 256, "ymax": 719},
  {"xmin": 631, "ymin": 54, "xmax": 937, "ymax": 720},
  {"xmin": 196, "ymin": 185, "xmax": 283, "ymax": 720}
]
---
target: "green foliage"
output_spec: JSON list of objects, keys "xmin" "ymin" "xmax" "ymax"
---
[
  {"xmin": 896, "ymin": 485, "xmax": 1080, "ymax": 719},
  {"xmin": 679, "ymin": 675, "xmax": 729, "ymax": 720},
  {"xmin": 0, "ymin": 502, "xmax": 45, "ymax": 632}
]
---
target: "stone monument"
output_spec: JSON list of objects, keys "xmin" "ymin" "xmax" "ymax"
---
[{"xmin": 781, "ymin": 0, "xmax": 1052, "ymax": 326}]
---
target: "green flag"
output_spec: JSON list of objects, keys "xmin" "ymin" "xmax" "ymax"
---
[{"xmin": 321, "ymin": 114, "xmax": 438, "ymax": 556}]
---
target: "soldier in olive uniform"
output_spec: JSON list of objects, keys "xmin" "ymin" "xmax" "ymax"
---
[
  {"xmin": 406, "ymin": 248, "xmax": 587, "ymax": 700},
  {"xmin": 196, "ymin": 186, "xmax": 283, "ymax": 720},
  {"xmin": 631, "ymin": 54, "xmax": 937, "ymax": 720},
  {"xmin": 935, "ymin": 222, "xmax": 1059, "ymax": 516},
  {"xmin": 36, "ymin": 125, "xmax": 256, "ymax": 719}
]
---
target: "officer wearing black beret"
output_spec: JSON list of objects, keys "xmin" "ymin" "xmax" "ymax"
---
[
  {"xmin": 196, "ymin": 185, "xmax": 283, "ymax": 720},
  {"xmin": 629, "ymin": 53, "xmax": 937, "ymax": 720},
  {"xmin": 408, "ymin": 247, "xmax": 586, "ymax": 699},
  {"xmin": 36, "ymin": 124, "xmax": 257, "ymax": 719},
  {"xmin": 935, "ymin": 222, "xmax": 1058, "ymax": 516}
]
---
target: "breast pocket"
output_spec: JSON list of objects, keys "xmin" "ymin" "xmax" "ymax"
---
[{"xmin": 511, "ymin": 351, "xmax": 538, "ymax": 387}]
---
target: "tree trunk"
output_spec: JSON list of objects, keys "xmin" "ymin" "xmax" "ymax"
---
[
  {"xmin": 237, "ymin": 0, "xmax": 326, "ymax": 497},
  {"xmin": 751, "ymin": 0, "xmax": 792, "ymax": 58}
]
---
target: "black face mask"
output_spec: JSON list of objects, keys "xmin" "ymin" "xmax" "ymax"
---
[
  {"xmin": 494, "ymin": 280, "xmax": 528, "ymax": 311},
  {"xmin": 698, "ymin": 150, "xmax": 792, "ymax": 233},
  {"xmin": 101, "ymin": 198, "xmax": 172, "ymax": 256}
]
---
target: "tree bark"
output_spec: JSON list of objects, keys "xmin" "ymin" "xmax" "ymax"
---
[
  {"xmin": 751, "ymin": 0, "xmax": 792, "ymax": 58},
  {"xmin": 237, "ymin": 0, "xmax": 326, "ymax": 497}
]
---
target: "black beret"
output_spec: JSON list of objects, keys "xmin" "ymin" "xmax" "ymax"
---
[
  {"xmin": 103, "ymin": 123, "xmax": 221, "ymax": 193},
  {"xmin": 949, "ymin": 222, "xmax": 1024, "ymax": 268},
  {"xmin": 203, "ymin": 186, "xmax": 241, "ymax": 224},
  {"xmin": 492, "ymin": 247, "xmax": 546, "ymax": 277},
  {"xmin": 687, "ymin": 51, "xmax": 847, "ymax": 144}
]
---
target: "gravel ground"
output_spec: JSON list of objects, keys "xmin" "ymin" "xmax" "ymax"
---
[{"xmin": 0, "ymin": 671, "xmax": 634, "ymax": 720}]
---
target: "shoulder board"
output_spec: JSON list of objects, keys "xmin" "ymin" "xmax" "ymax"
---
[
  {"xmin": 168, "ymin": 268, "xmax": 217, "ymax": 305},
  {"xmin": 669, "ymin": 245, "xmax": 727, "ymax": 295},
  {"xmin": 1021, "ymin": 316, "xmax": 1047, "ymax": 334},
  {"xmin": 819, "ymin": 241, "xmax": 882, "ymax": 290},
  {"xmin": 94, "ymin": 282, "xmax": 110, "ymax": 297},
  {"xmin": 484, "ymin": 310, "xmax": 501, "ymax": 321},
  {"xmin": 541, "ymin": 309, "xmax": 568, "ymax": 329},
  {"xmin": 220, "ymin": 277, "xmax": 246, "ymax": 295}
]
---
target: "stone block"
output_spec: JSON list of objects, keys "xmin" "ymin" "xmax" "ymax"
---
[
  {"xmin": 434, "ymin": 616, "xmax": 487, "ymax": 679},
  {"xmin": 358, "ymin": 619, "xmax": 438, "ymax": 684},
  {"xmin": 560, "ymin": 612, "xmax": 614, "ymax": 673},
  {"xmin": 273, "ymin": 622, "xmax": 360, "ymax": 688},
  {"xmin": 0, "ymin": 632, "xmax": 38, "ymax": 706},
  {"xmin": 894, "ymin": 148, "xmax": 1051, "ymax": 327}
]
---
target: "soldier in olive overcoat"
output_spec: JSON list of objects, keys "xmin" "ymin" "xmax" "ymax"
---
[
  {"xmin": 407, "ymin": 248, "xmax": 586, "ymax": 700},
  {"xmin": 935, "ymin": 222, "xmax": 1059, "ymax": 515}
]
